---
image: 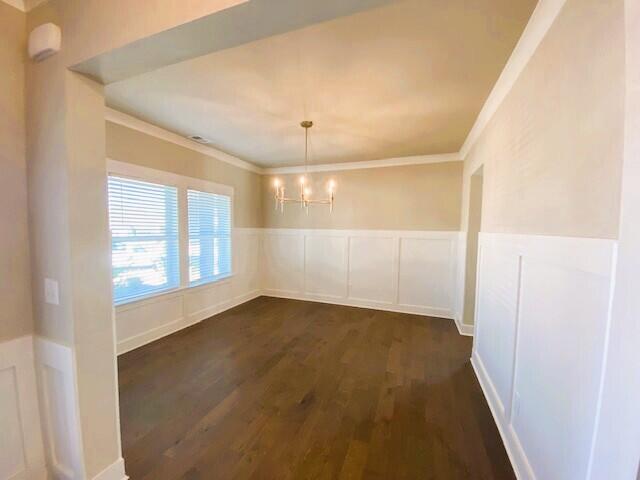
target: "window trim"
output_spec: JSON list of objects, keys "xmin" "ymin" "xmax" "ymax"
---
[{"xmin": 107, "ymin": 158, "xmax": 235, "ymax": 307}]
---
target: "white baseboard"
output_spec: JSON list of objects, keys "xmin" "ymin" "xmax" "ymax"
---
[
  {"xmin": 92, "ymin": 457, "xmax": 127, "ymax": 480},
  {"xmin": 261, "ymin": 289, "xmax": 454, "ymax": 320},
  {"xmin": 117, "ymin": 290, "xmax": 262, "ymax": 354},
  {"xmin": 453, "ymin": 313, "xmax": 474, "ymax": 336},
  {"xmin": 117, "ymin": 314, "xmax": 196, "ymax": 355},
  {"xmin": 186, "ymin": 289, "xmax": 261, "ymax": 325},
  {"xmin": 472, "ymin": 352, "xmax": 535, "ymax": 480},
  {"xmin": 8, "ymin": 465, "xmax": 49, "ymax": 480}
]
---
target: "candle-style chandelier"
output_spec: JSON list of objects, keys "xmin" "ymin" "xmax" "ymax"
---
[{"xmin": 272, "ymin": 121, "xmax": 336, "ymax": 214}]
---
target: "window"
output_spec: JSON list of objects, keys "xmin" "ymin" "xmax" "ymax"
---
[
  {"xmin": 107, "ymin": 160, "xmax": 235, "ymax": 306},
  {"xmin": 108, "ymin": 176, "xmax": 180, "ymax": 304},
  {"xmin": 187, "ymin": 189, "xmax": 232, "ymax": 285}
]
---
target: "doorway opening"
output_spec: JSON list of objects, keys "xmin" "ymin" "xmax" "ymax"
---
[{"xmin": 463, "ymin": 165, "xmax": 484, "ymax": 328}]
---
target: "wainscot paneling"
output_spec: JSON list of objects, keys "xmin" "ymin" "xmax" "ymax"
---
[
  {"xmin": 35, "ymin": 337, "xmax": 84, "ymax": 480},
  {"xmin": 262, "ymin": 231, "xmax": 304, "ymax": 295},
  {"xmin": 0, "ymin": 336, "xmax": 47, "ymax": 480},
  {"xmin": 472, "ymin": 233, "xmax": 617, "ymax": 480},
  {"xmin": 115, "ymin": 228, "xmax": 262, "ymax": 354},
  {"xmin": 116, "ymin": 229, "xmax": 459, "ymax": 355},
  {"xmin": 304, "ymin": 235, "xmax": 348, "ymax": 299},
  {"xmin": 262, "ymin": 229, "xmax": 458, "ymax": 318}
]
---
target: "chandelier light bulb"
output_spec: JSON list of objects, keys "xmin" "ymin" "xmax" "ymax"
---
[
  {"xmin": 304, "ymin": 187, "xmax": 312, "ymax": 196},
  {"xmin": 273, "ymin": 178, "xmax": 281, "ymax": 188},
  {"xmin": 327, "ymin": 179, "xmax": 336, "ymax": 192},
  {"xmin": 299, "ymin": 176, "xmax": 307, "ymax": 185}
]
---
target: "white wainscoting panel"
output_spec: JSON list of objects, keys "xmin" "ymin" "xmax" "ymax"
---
[
  {"xmin": 116, "ymin": 228, "xmax": 459, "ymax": 355},
  {"xmin": 115, "ymin": 228, "xmax": 261, "ymax": 355},
  {"xmin": 116, "ymin": 294, "xmax": 184, "ymax": 351},
  {"xmin": 348, "ymin": 235, "xmax": 396, "ymax": 304},
  {"xmin": 262, "ymin": 231, "xmax": 305, "ymax": 295},
  {"xmin": 0, "ymin": 336, "xmax": 47, "ymax": 480},
  {"xmin": 262, "ymin": 229, "xmax": 458, "ymax": 318},
  {"xmin": 474, "ymin": 238, "xmax": 521, "ymax": 416},
  {"xmin": 398, "ymin": 237, "xmax": 455, "ymax": 315},
  {"xmin": 472, "ymin": 233, "xmax": 617, "ymax": 480},
  {"xmin": 304, "ymin": 235, "xmax": 348, "ymax": 299},
  {"xmin": 35, "ymin": 337, "xmax": 85, "ymax": 480},
  {"xmin": 231, "ymin": 230, "xmax": 262, "ymax": 300}
]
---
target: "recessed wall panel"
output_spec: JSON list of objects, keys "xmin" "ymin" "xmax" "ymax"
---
[
  {"xmin": 398, "ymin": 238, "xmax": 452, "ymax": 309},
  {"xmin": 348, "ymin": 236, "xmax": 395, "ymax": 304},
  {"xmin": 263, "ymin": 233, "xmax": 304, "ymax": 293},
  {"xmin": 304, "ymin": 235, "xmax": 347, "ymax": 298},
  {"xmin": 0, "ymin": 367, "xmax": 25, "ymax": 479}
]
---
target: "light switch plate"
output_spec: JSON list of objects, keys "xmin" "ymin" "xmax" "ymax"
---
[{"xmin": 44, "ymin": 278, "xmax": 59, "ymax": 305}]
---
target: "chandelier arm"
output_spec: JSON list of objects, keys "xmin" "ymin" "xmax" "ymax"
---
[{"xmin": 273, "ymin": 120, "xmax": 335, "ymax": 213}]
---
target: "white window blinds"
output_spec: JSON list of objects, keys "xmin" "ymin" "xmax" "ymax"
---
[
  {"xmin": 187, "ymin": 189, "xmax": 232, "ymax": 286},
  {"xmin": 108, "ymin": 176, "xmax": 180, "ymax": 304}
]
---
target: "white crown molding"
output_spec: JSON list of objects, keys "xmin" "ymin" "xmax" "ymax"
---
[
  {"xmin": 105, "ymin": 108, "xmax": 265, "ymax": 174},
  {"xmin": 459, "ymin": 0, "xmax": 568, "ymax": 159},
  {"xmin": 105, "ymin": 0, "xmax": 565, "ymax": 174},
  {"xmin": 2, "ymin": 0, "xmax": 47, "ymax": 12},
  {"xmin": 263, "ymin": 153, "xmax": 461, "ymax": 175},
  {"xmin": 105, "ymin": 108, "xmax": 461, "ymax": 174}
]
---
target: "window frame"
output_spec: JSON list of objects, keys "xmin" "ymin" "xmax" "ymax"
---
[{"xmin": 107, "ymin": 159, "xmax": 234, "ymax": 307}]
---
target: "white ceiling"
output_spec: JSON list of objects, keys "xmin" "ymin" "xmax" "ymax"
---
[{"xmin": 106, "ymin": 0, "xmax": 536, "ymax": 168}]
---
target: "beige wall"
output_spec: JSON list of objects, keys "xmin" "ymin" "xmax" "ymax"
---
[
  {"xmin": 461, "ymin": 0, "xmax": 625, "ymax": 239},
  {"xmin": 106, "ymin": 121, "xmax": 263, "ymax": 228},
  {"xmin": 263, "ymin": 162, "xmax": 463, "ymax": 230},
  {"xmin": 31, "ymin": 0, "xmax": 244, "ymax": 68},
  {"xmin": 0, "ymin": 3, "xmax": 32, "ymax": 343},
  {"xmin": 106, "ymin": 122, "xmax": 460, "ymax": 232}
]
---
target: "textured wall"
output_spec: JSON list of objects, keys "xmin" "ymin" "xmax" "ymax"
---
[
  {"xmin": 0, "ymin": 3, "xmax": 32, "ymax": 342},
  {"xmin": 263, "ymin": 162, "xmax": 463, "ymax": 230},
  {"xmin": 462, "ymin": 0, "xmax": 625, "ymax": 239}
]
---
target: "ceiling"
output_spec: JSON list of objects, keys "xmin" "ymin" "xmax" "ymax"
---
[{"xmin": 106, "ymin": 0, "xmax": 536, "ymax": 168}]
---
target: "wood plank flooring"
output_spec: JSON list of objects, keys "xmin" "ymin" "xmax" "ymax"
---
[{"xmin": 118, "ymin": 297, "xmax": 514, "ymax": 480}]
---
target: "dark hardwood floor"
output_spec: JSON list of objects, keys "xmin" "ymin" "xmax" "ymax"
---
[{"xmin": 118, "ymin": 297, "xmax": 513, "ymax": 480}]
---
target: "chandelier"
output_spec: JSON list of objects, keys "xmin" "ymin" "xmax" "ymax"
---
[{"xmin": 272, "ymin": 121, "xmax": 336, "ymax": 214}]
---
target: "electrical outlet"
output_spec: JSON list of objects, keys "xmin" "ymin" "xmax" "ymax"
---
[{"xmin": 44, "ymin": 278, "xmax": 59, "ymax": 305}]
